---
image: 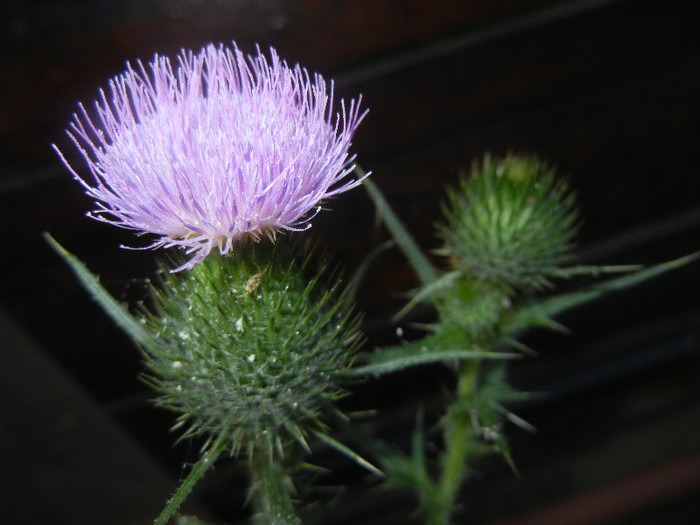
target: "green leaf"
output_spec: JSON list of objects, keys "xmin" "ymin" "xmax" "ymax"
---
[
  {"xmin": 409, "ymin": 418, "xmax": 430, "ymax": 488},
  {"xmin": 352, "ymin": 340, "xmax": 519, "ymax": 377},
  {"xmin": 359, "ymin": 167, "xmax": 440, "ymax": 286},
  {"xmin": 510, "ymin": 251, "xmax": 700, "ymax": 330},
  {"xmin": 44, "ymin": 233, "xmax": 153, "ymax": 346},
  {"xmin": 378, "ymin": 412, "xmax": 438, "ymax": 502}
]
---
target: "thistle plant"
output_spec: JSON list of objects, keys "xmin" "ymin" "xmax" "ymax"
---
[
  {"xmin": 50, "ymin": 41, "xmax": 370, "ymax": 524},
  {"xmin": 352, "ymin": 157, "xmax": 573, "ymax": 525},
  {"xmin": 427, "ymin": 155, "xmax": 579, "ymax": 523},
  {"xmin": 48, "ymin": 38, "xmax": 698, "ymax": 525},
  {"xmin": 353, "ymin": 154, "xmax": 697, "ymax": 525}
]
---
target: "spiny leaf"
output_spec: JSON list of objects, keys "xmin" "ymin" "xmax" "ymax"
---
[
  {"xmin": 360, "ymin": 167, "xmax": 440, "ymax": 286},
  {"xmin": 44, "ymin": 233, "xmax": 153, "ymax": 346},
  {"xmin": 379, "ymin": 415, "xmax": 437, "ymax": 499},
  {"xmin": 352, "ymin": 340, "xmax": 519, "ymax": 377},
  {"xmin": 552, "ymin": 263, "xmax": 642, "ymax": 279},
  {"xmin": 509, "ymin": 251, "xmax": 700, "ymax": 330}
]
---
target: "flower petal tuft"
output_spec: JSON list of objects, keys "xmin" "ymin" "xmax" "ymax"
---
[{"xmin": 55, "ymin": 42, "xmax": 368, "ymax": 270}]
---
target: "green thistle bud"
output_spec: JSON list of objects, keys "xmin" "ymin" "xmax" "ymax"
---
[
  {"xmin": 140, "ymin": 243, "xmax": 362, "ymax": 455},
  {"xmin": 438, "ymin": 154, "xmax": 578, "ymax": 290}
]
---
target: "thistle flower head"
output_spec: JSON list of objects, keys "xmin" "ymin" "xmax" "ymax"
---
[
  {"xmin": 438, "ymin": 154, "xmax": 578, "ymax": 290},
  {"xmin": 54, "ymin": 43, "xmax": 367, "ymax": 270},
  {"xmin": 142, "ymin": 243, "xmax": 362, "ymax": 455}
]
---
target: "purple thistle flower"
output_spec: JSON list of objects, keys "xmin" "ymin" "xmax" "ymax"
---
[{"xmin": 54, "ymin": 43, "xmax": 368, "ymax": 271}]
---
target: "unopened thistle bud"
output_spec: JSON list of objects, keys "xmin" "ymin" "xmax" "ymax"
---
[
  {"xmin": 438, "ymin": 154, "xmax": 578, "ymax": 290},
  {"xmin": 140, "ymin": 242, "xmax": 362, "ymax": 455}
]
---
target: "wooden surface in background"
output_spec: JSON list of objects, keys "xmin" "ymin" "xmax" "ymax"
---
[{"xmin": 2, "ymin": 1, "xmax": 700, "ymax": 523}]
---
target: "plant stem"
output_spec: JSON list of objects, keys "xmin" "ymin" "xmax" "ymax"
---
[
  {"xmin": 250, "ymin": 442, "xmax": 300, "ymax": 525},
  {"xmin": 427, "ymin": 361, "xmax": 478, "ymax": 525},
  {"xmin": 155, "ymin": 432, "xmax": 228, "ymax": 525}
]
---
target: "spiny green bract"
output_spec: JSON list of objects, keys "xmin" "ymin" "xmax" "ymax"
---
[
  {"xmin": 436, "ymin": 279, "xmax": 508, "ymax": 338},
  {"xmin": 140, "ymin": 243, "xmax": 362, "ymax": 455},
  {"xmin": 437, "ymin": 153, "xmax": 578, "ymax": 291}
]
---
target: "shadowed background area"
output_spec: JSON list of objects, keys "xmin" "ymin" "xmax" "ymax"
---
[{"xmin": 2, "ymin": 1, "xmax": 700, "ymax": 523}]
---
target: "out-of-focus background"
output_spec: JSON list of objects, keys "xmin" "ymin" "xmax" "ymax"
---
[{"xmin": 2, "ymin": 1, "xmax": 700, "ymax": 523}]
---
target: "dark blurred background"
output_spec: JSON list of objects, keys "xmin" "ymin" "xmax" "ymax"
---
[{"xmin": 2, "ymin": 1, "xmax": 700, "ymax": 523}]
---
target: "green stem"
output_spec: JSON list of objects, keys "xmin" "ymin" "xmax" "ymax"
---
[
  {"xmin": 428, "ymin": 362, "xmax": 478, "ymax": 525},
  {"xmin": 250, "ymin": 442, "xmax": 300, "ymax": 525},
  {"xmin": 154, "ymin": 432, "xmax": 228, "ymax": 525}
]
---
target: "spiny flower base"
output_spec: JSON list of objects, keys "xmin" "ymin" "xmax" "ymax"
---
[{"xmin": 141, "ymin": 242, "xmax": 362, "ymax": 457}]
